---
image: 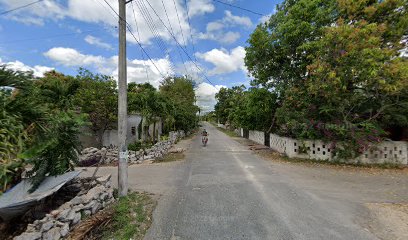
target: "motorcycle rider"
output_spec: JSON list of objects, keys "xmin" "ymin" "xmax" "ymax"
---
[{"xmin": 201, "ymin": 129, "xmax": 208, "ymax": 145}]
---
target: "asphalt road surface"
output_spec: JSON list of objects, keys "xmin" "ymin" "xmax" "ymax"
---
[{"xmin": 143, "ymin": 123, "xmax": 380, "ymax": 240}]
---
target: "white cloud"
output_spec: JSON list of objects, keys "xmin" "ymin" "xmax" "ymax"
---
[
  {"xmin": 44, "ymin": 47, "xmax": 105, "ymax": 67},
  {"xmin": 223, "ymin": 10, "xmax": 252, "ymax": 28},
  {"xmin": 84, "ymin": 35, "xmax": 113, "ymax": 50},
  {"xmin": 175, "ymin": 61, "xmax": 204, "ymax": 83},
  {"xmin": 44, "ymin": 47, "xmax": 172, "ymax": 88},
  {"xmin": 0, "ymin": 0, "xmax": 192, "ymax": 46},
  {"xmin": 195, "ymin": 46, "xmax": 246, "ymax": 75},
  {"xmin": 259, "ymin": 14, "xmax": 271, "ymax": 24},
  {"xmin": 222, "ymin": 32, "xmax": 241, "ymax": 44},
  {"xmin": 0, "ymin": 0, "xmax": 65, "ymax": 26},
  {"xmin": 198, "ymin": 30, "xmax": 240, "ymax": 44},
  {"xmin": 187, "ymin": 0, "xmax": 215, "ymax": 17},
  {"xmin": 0, "ymin": 58, "xmax": 53, "ymax": 77},
  {"xmin": 195, "ymin": 82, "xmax": 225, "ymax": 112},
  {"xmin": 206, "ymin": 22, "xmax": 224, "ymax": 32},
  {"xmin": 197, "ymin": 11, "xmax": 252, "ymax": 44}
]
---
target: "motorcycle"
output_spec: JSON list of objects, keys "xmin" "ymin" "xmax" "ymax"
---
[{"xmin": 202, "ymin": 135, "xmax": 208, "ymax": 146}]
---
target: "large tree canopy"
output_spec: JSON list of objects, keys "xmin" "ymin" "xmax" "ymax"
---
[
  {"xmin": 218, "ymin": 0, "xmax": 408, "ymax": 159},
  {"xmin": 160, "ymin": 76, "xmax": 199, "ymax": 132}
]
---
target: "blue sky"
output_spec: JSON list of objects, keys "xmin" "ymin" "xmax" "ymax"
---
[{"xmin": 0, "ymin": 0, "xmax": 280, "ymax": 111}]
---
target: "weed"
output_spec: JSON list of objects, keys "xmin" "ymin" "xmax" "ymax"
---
[{"xmin": 100, "ymin": 192, "xmax": 156, "ymax": 240}]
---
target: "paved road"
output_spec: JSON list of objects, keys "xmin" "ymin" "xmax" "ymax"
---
[{"xmin": 144, "ymin": 123, "xmax": 378, "ymax": 240}]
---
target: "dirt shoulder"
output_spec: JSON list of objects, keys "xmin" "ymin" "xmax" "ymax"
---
[{"xmin": 231, "ymin": 136, "xmax": 408, "ymax": 240}]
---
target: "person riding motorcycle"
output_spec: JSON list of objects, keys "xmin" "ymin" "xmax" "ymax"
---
[{"xmin": 201, "ymin": 129, "xmax": 208, "ymax": 146}]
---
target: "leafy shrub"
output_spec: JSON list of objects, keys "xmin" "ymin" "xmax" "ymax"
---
[
  {"xmin": 0, "ymin": 114, "xmax": 25, "ymax": 193},
  {"xmin": 128, "ymin": 141, "xmax": 142, "ymax": 152},
  {"xmin": 25, "ymin": 111, "xmax": 86, "ymax": 192}
]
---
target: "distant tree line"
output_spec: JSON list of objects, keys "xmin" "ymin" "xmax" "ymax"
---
[{"xmin": 1, "ymin": 66, "xmax": 198, "ymax": 193}]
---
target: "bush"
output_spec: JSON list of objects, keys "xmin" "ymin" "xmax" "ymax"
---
[
  {"xmin": 128, "ymin": 141, "xmax": 142, "ymax": 152},
  {"xmin": 128, "ymin": 141, "xmax": 153, "ymax": 152}
]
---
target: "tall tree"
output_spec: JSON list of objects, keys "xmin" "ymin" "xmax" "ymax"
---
[
  {"xmin": 73, "ymin": 69, "xmax": 117, "ymax": 147},
  {"xmin": 245, "ymin": 0, "xmax": 337, "ymax": 92},
  {"xmin": 160, "ymin": 76, "xmax": 199, "ymax": 132}
]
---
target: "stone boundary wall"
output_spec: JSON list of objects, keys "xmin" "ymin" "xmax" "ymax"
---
[
  {"xmin": 248, "ymin": 130, "xmax": 265, "ymax": 145},
  {"xmin": 238, "ymin": 129, "xmax": 408, "ymax": 165},
  {"xmin": 234, "ymin": 129, "xmax": 240, "ymax": 136},
  {"xmin": 14, "ymin": 175, "xmax": 114, "ymax": 240},
  {"xmin": 80, "ymin": 130, "xmax": 186, "ymax": 165}
]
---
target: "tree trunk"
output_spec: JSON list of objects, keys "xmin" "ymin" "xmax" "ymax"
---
[
  {"xmin": 95, "ymin": 129, "xmax": 105, "ymax": 148},
  {"xmin": 153, "ymin": 121, "xmax": 156, "ymax": 143}
]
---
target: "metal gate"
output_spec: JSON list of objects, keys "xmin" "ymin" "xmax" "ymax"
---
[
  {"xmin": 264, "ymin": 132, "xmax": 270, "ymax": 147},
  {"xmin": 243, "ymin": 129, "xmax": 249, "ymax": 139}
]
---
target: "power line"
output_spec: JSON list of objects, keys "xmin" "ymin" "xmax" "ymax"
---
[
  {"xmin": 183, "ymin": 0, "xmax": 198, "ymax": 62},
  {"xmin": 135, "ymin": 0, "xmax": 177, "ymax": 74},
  {"xmin": 136, "ymin": 0, "xmax": 167, "ymax": 56},
  {"xmin": 161, "ymin": 0, "xmax": 189, "ymax": 77},
  {"xmin": 102, "ymin": 0, "xmax": 166, "ymax": 78},
  {"xmin": 212, "ymin": 0, "xmax": 265, "ymax": 16},
  {"xmin": 0, "ymin": 0, "xmax": 44, "ymax": 15},
  {"xmin": 130, "ymin": 1, "xmax": 150, "ymax": 83},
  {"xmin": 144, "ymin": 0, "xmax": 214, "ymax": 85},
  {"xmin": 172, "ymin": 0, "xmax": 187, "ymax": 47}
]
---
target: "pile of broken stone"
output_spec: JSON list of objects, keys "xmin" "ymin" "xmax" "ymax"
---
[
  {"xmin": 14, "ymin": 175, "xmax": 114, "ymax": 240},
  {"xmin": 79, "ymin": 130, "xmax": 186, "ymax": 166}
]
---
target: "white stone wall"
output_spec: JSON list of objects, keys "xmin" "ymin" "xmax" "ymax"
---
[
  {"xmin": 14, "ymin": 175, "xmax": 114, "ymax": 240},
  {"xmin": 249, "ymin": 130, "xmax": 265, "ymax": 145},
  {"xmin": 357, "ymin": 141, "xmax": 408, "ymax": 165},
  {"xmin": 267, "ymin": 133, "xmax": 408, "ymax": 165}
]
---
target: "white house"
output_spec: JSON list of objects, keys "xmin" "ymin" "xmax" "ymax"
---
[{"xmin": 79, "ymin": 113, "xmax": 162, "ymax": 148}]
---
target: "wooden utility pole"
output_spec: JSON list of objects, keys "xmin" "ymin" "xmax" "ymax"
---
[{"xmin": 118, "ymin": 0, "xmax": 128, "ymax": 196}]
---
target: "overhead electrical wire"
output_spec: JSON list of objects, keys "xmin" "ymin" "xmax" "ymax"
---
[
  {"xmin": 172, "ymin": 0, "xmax": 187, "ymax": 47},
  {"xmin": 143, "ymin": 0, "xmax": 214, "ymax": 85},
  {"xmin": 130, "ymin": 1, "xmax": 150, "ymax": 83},
  {"xmin": 0, "ymin": 0, "xmax": 44, "ymax": 15},
  {"xmin": 135, "ymin": 0, "xmax": 167, "ymax": 57},
  {"xmin": 183, "ymin": 0, "xmax": 198, "ymax": 62},
  {"xmin": 102, "ymin": 0, "xmax": 166, "ymax": 78},
  {"xmin": 161, "ymin": 0, "xmax": 189, "ymax": 77},
  {"xmin": 212, "ymin": 0, "xmax": 265, "ymax": 16},
  {"xmin": 135, "ymin": 0, "xmax": 177, "ymax": 74}
]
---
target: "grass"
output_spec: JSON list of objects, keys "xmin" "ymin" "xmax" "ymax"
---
[
  {"xmin": 281, "ymin": 156, "xmax": 406, "ymax": 169},
  {"xmin": 156, "ymin": 152, "xmax": 185, "ymax": 162},
  {"xmin": 100, "ymin": 192, "xmax": 156, "ymax": 240}
]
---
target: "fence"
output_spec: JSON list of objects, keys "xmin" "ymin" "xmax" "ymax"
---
[{"xmin": 238, "ymin": 128, "xmax": 408, "ymax": 165}]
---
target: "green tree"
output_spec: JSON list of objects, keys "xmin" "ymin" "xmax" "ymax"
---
[
  {"xmin": 160, "ymin": 76, "xmax": 199, "ymax": 132},
  {"xmin": 1, "ymin": 67, "xmax": 87, "ymax": 192},
  {"xmin": 233, "ymin": 88, "xmax": 278, "ymax": 132},
  {"xmin": 128, "ymin": 82, "xmax": 169, "ymax": 141},
  {"xmin": 245, "ymin": 0, "xmax": 337, "ymax": 92},
  {"xmin": 242, "ymin": 0, "xmax": 408, "ymax": 159},
  {"xmin": 74, "ymin": 69, "xmax": 117, "ymax": 147},
  {"xmin": 214, "ymin": 85, "xmax": 245, "ymax": 125}
]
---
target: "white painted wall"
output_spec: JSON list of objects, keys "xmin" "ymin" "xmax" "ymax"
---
[
  {"xmin": 249, "ymin": 130, "xmax": 265, "ymax": 145},
  {"xmin": 267, "ymin": 132, "xmax": 408, "ymax": 165}
]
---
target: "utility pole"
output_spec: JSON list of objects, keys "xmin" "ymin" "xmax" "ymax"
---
[{"xmin": 118, "ymin": 0, "xmax": 128, "ymax": 196}]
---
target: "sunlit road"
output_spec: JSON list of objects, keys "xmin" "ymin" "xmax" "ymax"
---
[{"xmin": 144, "ymin": 122, "xmax": 377, "ymax": 240}]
